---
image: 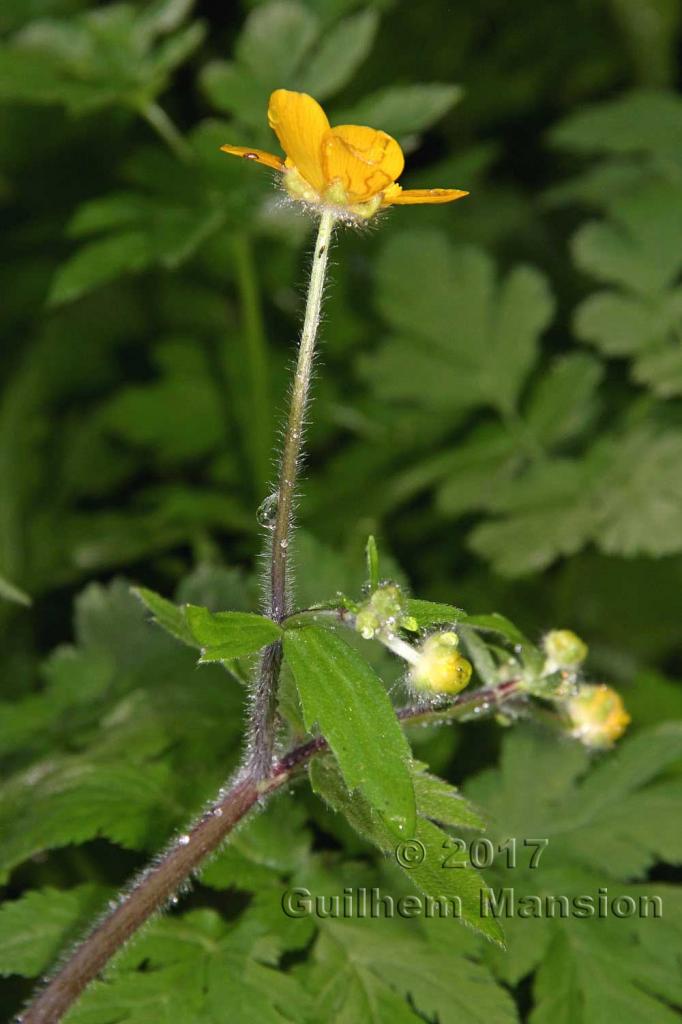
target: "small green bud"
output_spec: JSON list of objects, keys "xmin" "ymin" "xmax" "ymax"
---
[
  {"xmin": 354, "ymin": 582, "xmax": 408, "ymax": 640},
  {"xmin": 543, "ymin": 629, "xmax": 588, "ymax": 670},
  {"xmin": 410, "ymin": 632, "xmax": 472, "ymax": 695}
]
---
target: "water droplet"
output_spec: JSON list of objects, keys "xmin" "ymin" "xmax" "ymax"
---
[
  {"xmin": 178, "ymin": 834, "xmax": 190, "ymax": 846},
  {"xmin": 213, "ymin": 807, "xmax": 223, "ymax": 817},
  {"xmin": 256, "ymin": 493, "xmax": 279, "ymax": 529},
  {"xmin": 170, "ymin": 895, "xmax": 179, "ymax": 905}
]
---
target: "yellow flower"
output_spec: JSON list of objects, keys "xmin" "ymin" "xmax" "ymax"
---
[
  {"xmin": 221, "ymin": 89, "xmax": 469, "ymax": 219},
  {"xmin": 567, "ymin": 684, "xmax": 630, "ymax": 749}
]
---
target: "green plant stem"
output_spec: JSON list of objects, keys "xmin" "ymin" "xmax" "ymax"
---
[
  {"xmin": 231, "ymin": 233, "xmax": 271, "ymax": 499},
  {"xmin": 248, "ymin": 211, "xmax": 336, "ymax": 780},
  {"xmin": 140, "ymin": 100, "xmax": 193, "ymax": 163},
  {"xmin": 20, "ymin": 677, "xmax": 521, "ymax": 1024},
  {"xmin": 268, "ymin": 210, "xmax": 336, "ymax": 621}
]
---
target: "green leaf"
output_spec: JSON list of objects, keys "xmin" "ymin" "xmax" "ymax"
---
[
  {"xmin": 185, "ymin": 606, "xmax": 282, "ymax": 661},
  {"xmin": 530, "ymin": 890, "xmax": 682, "ymax": 1024},
  {"xmin": 236, "ymin": 0, "xmax": 318, "ymax": 87},
  {"xmin": 284, "ymin": 625, "xmax": 415, "ymax": 835},
  {"xmin": 524, "ymin": 354, "xmax": 603, "ymax": 448},
  {"xmin": 571, "ymin": 181, "xmax": 682, "ymax": 294},
  {"xmin": 336, "ymin": 83, "xmax": 463, "ymax": 138},
  {"xmin": 550, "ymin": 89, "xmax": 682, "ymax": 168},
  {"xmin": 413, "ymin": 770, "xmax": 486, "ymax": 830},
  {"xmin": 406, "ymin": 599, "xmax": 464, "ymax": 628},
  {"xmin": 366, "ymin": 534, "xmax": 379, "ymax": 590},
  {"xmin": 49, "ymin": 232, "xmax": 153, "ymax": 306},
  {"xmin": 132, "ymin": 586, "xmax": 196, "ymax": 647},
  {"xmin": 590, "ymin": 427, "xmax": 682, "ymax": 557},
  {"xmin": 310, "ymin": 757, "xmax": 503, "ymax": 944},
  {"xmin": 466, "ymin": 723, "xmax": 682, "ymax": 1002},
  {"xmin": 460, "ymin": 613, "xmax": 542, "ymax": 671},
  {"xmin": 298, "ymin": 8, "xmax": 378, "ymax": 99},
  {"xmin": 0, "ymin": 885, "xmax": 110, "ymax": 978},
  {"xmin": 572, "ymin": 181, "xmax": 682, "ymax": 397},
  {"xmin": 102, "ymin": 340, "xmax": 225, "ymax": 465},
  {"xmin": 303, "ymin": 922, "xmax": 516, "ymax": 1023},
  {"xmin": 0, "ymin": 758, "xmax": 177, "ymax": 879},
  {"xmin": 364, "ymin": 231, "xmax": 554, "ymax": 418},
  {"xmin": 64, "ymin": 908, "xmax": 313, "ymax": 1024},
  {"xmin": 2, "ymin": 3, "xmax": 205, "ymax": 115}
]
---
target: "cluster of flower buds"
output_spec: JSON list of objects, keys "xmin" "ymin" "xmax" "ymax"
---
[
  {"xmin": 409, "ymin": 631, "xmax": 472, "ymax": 696},
  {"xmin": 354, "ymin": 583, "xmax": 472, "ymax": 697},
  {"xmin": 538, "ymin": 628, "xmax": 629, "ymax": 748},
  {"xmin": 354, "ymin": 582, "xmax": 416, "ymax": 640}
]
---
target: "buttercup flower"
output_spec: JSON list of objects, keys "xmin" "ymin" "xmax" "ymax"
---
[{"xmin": 221, "ymin": 89, "xmax": 469, "ymax": 220}]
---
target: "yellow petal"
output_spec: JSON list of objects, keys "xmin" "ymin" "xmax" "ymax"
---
[
  {"xmin": 267, "ymin": 89, "xmax": 329, "ymax": 194},
  {"xmin": 383, "ymin": 185, "xmax": 470, "ymax": 205},
  {"xmin": 322, "ymin": 125, "xmax": 404, "ymax": 202},
  {"xmin": 220, "ymin": 144, "xmax": 284, "ymax": 171}
]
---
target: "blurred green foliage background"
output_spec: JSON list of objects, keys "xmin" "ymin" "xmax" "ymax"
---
[
  {"xmin": 2, "ymin": 0, "xmax": 682, "ymax": 679},
  {"xmin": 1, "ymin": 1, "xmax": 681, "ymax": 1021}
]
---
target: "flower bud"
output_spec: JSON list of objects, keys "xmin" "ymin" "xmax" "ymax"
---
[
  {"xmin": 355, "ymin": 582, "xmax": 408, "ymax": 640},
  {"xmin": 410, "ymin": 632, "xmax": 472, "ymax": 695},
  {"xmin": 543, "ymin": 629, "xmax": 588, "ymax": 670},
  {"xmin": 566, "ymin": 684, "xmax": 630, "ymax": 749}
]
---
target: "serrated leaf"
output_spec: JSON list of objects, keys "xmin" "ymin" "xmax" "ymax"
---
[
  {"xmin": 0, "ymin": 885, "xmax": 110, "ymax": 978},
  {"xmin": 524, "ymin": 354, "xmax": 603, "ymax": 447},
  {"xmin": 466, "ymin": 724, "xmax": 682, "ymax": 1005},
  {"xmin": 364, "ymin": 231, "xmax": 554, "ymax": 418},
  {"xmin": 304, "ymin": 921, "xmax": 516, "ymax": 1024},
  {"xmin": 284, "ymin": 625, "xmax": 415, "ymax": 835},
  {"xmin": 64, "ymin": 909, "xmax": 312, "ymax": 1024},
  {"xmin": 132, "ymin": 586, "xmax": 196, "ymax": 647},
  {"xmin": 0, "ymin": 758, "xmax": 177, "ymax": 879},
  {"xmin": 3, "ymin": 2, "xmax": 204, "ymax": 115},
  {"xmin": 406, "ymin": 599, "xmax": 464, "ymax": 628},
  {"xmin": 310, "ymin": 757, "xmax": 503, "ymax": 945},
  {"xmin": 185, "ymin": 606, "xmax": 282, "ymax": 661},
  {"xmin": 571, "ymin": 181, "xmax": 682, "ymax": 294},
  {"xmin": 550, "ymin": 89, "xmax": 682, "ymax": 167}
]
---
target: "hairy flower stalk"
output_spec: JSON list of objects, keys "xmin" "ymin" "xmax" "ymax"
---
[
  {"xmin": 248, "ymin": 210, "xmax": 335, "ymax": 780},
  {"xmin": 20, "ymin": 87, "xmax": 477, "ymax": 1023}
]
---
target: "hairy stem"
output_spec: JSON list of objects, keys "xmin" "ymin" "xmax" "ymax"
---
[
  {"xmin": 20, "ymin": 677, "xmax": 522, "ymax": 1024},
  {"xmin": 268, "ymin": 210, "xmax": 335, "ymax": 621},
  {"xmin": 248, "ymin": 211, "xmax": 336, "ymax": 779}
]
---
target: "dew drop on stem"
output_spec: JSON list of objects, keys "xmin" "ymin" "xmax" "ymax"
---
[{"xmin": 256, "ymin": 492, "xmax": 279, "ymax": 529}]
